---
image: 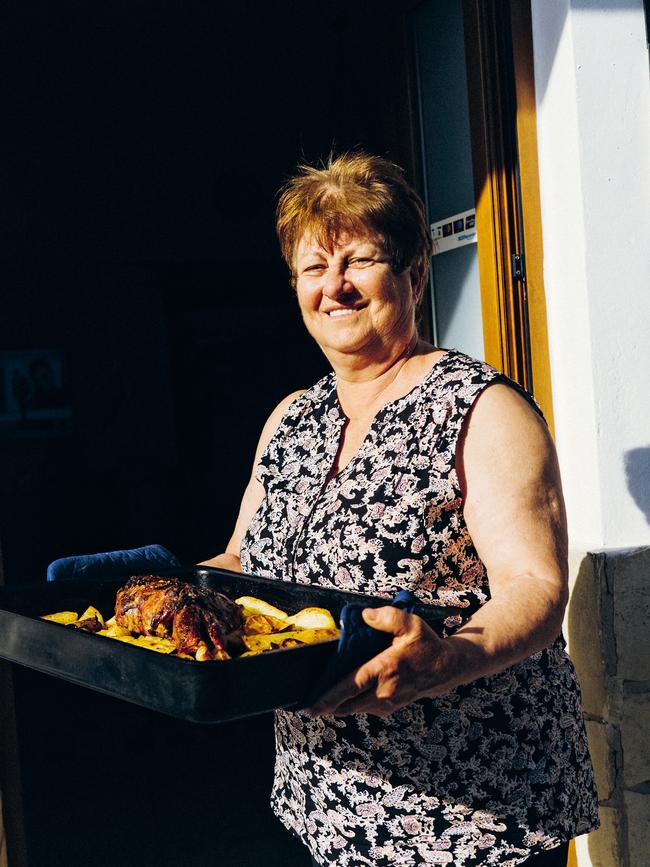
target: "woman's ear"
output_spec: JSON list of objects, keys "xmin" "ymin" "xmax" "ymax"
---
[{"xmin": 409, "ymin": 259, "xmax": 427, "ymax": 305}]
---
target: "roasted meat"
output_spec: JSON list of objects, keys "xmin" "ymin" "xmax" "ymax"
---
[{"xmin": 115, "ymin": 575, "xmax": 244, "ymax": 660}]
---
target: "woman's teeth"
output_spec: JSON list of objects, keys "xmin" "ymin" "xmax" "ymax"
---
[{"xmin": 328, "ymin": 308, "xmax": 358, "ymax": 318}]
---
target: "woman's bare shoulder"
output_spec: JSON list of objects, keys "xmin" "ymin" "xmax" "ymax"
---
[
  {"xmin": 464, "ymin": 381, "xmax": 549, "ymax": 445},
  {"xmin": 457, "ymin": 381, "xmax": 558, "ymax": 499}
]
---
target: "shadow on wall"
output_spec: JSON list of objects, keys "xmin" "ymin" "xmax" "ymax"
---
[{"xmin": 624, "ymin": 446, "xmax": 650, "ymax": 527}]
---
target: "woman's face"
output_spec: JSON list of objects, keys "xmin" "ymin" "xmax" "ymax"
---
[{"xmin": 293, "ymin": 232, "xmax": 422, "ymax": 363}]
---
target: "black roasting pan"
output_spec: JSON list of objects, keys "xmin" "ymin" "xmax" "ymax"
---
[{"xmin": 0, "ymin": 566, "xmax": 453, "ymax": 724}]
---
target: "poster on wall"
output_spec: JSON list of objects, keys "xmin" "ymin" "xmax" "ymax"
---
[
  {"xmin": 0, "ymin": 349, "xmax": 72, "ymax": 437},
  {"xmin": 430, "ymin": 208, "xmax": 477, "ymax": 255}
]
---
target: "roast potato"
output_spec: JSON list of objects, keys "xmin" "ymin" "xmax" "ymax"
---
[
  {"xmin": 242, "ymin": 627, "xmax": 339, "ymax": 654},
  {"xmin": 41, "ymin": 611, "xmax": 78, "ymax": 625},
  {"xmin": 286, "ymin": 607, "xmax": 337, "ymax": 631},
  {"xmin": 235, "ymin": 596, "xmax": 288, "ymax": 627}
]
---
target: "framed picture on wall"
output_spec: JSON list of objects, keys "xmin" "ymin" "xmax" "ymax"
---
[{"xmin": 0, "ymin": 349, "xmax": 72, "ymax": 437}]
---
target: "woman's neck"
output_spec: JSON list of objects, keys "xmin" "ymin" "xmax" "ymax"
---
[{"xmin": 333, "ymin": 333, "xmax": 420, "ymax": 420}]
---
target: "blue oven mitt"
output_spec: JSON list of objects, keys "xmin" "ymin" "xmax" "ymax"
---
[
  {"xmin": 46, "ymin": 544, "xmax": 181, "ymax": 582},
  {"xmin": 301, "ymin": 589, "xmax": 418, "ymax": 707}
]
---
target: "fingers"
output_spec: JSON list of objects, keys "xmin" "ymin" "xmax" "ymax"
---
[
  {"xmin": 307, "ymin": 646, "xmax": 415, "ymax": 717},
  {"xmin": 305, "ymin": 611, "xmax": 434, "ymax": 718},
  {"xmin": 306, "ymin": 654, "xmax": 386, "ymax": 716},
  {"xmin": 333, "ymin": 669, "xmax": 406, "ymax": 717},
  {"xmin": 309, "ymin": 662, "xmax": 405, "ymax": 718},
  {"xmin": 362, "ymin": 606, "xmax": 416, "ymax": 637},
  {"xmin": 330, "ymin": 693, "xmax": 400, "ymax": 718}
]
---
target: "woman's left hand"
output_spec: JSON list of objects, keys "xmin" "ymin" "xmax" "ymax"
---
[{"xmin": 305, "ymin": 607, "xmax": 463, "ymax": 718}]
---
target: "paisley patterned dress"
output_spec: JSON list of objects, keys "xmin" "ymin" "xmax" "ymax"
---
[{"xmin": 239, "ymin": 350, "xmax": 599, "ymax": 866}]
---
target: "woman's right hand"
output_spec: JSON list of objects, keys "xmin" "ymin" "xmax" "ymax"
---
[{"xmin": 198, "ymin": 553, "xmax": 243, "ymax": 572}]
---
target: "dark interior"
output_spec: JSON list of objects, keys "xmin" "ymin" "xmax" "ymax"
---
[{"xmin": 1, "ymin": 2, "xmax": 419, "ymax": 864}]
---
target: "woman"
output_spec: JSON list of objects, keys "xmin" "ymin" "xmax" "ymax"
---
[{"xmin": 203, "ymin": 153, "xmax": 598, "ymax": 866}]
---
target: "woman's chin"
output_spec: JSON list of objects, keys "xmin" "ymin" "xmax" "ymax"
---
[
  {"xmin": 307, "ymin": 323, "xmax": 366, "ymax": 354},
  {"xmin": 319, "ymin": 332, "xmax": 370, "ymax": 357}
]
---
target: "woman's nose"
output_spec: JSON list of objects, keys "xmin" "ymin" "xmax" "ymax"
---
[{"xmin": 322, "ymin": 265, "xmax": 354, "ymax": 298}]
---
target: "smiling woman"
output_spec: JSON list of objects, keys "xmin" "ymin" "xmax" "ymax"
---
[{"xmin": 201, "ymin": 153, "xmax": 598, "ymax": 866}]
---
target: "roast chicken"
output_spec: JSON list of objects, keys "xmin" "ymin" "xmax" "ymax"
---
[{"xmin": 115, "ymin": 575, "xmax": 244, "ymax": 660}]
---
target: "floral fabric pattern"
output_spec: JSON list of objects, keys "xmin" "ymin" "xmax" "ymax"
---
[{"xmin": 240, "ymin": 350, "xmax": 599, "ymax": 866}]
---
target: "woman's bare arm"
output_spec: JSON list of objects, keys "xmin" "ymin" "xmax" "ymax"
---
[
  {"xmin": 308, "ymin": 381, "xmax": 569, "ymax": 717},
  {"xmin": 443, "ymin": 382, "xmax": 568, "ymax": 681},
  {"xmin": 198, "ymin": 391, "xmax": 305, "ymax": 571}
]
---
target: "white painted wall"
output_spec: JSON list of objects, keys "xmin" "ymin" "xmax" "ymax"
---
[{"xmin": 531, "ymin": 0, "xmax": 650, "ymax": 552}]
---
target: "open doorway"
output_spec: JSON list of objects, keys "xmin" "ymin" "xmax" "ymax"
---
[{"xmin": 1, "ymin": 3, "xmax": 556, "ymax": 866}]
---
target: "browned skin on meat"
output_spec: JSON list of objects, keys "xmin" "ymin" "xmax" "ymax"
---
[{"xmin": 115, "ymin": 575, "xmax": 244, "ymax": 660}]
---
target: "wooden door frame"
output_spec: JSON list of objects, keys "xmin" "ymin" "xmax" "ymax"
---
[
  {"xmin": 509, "ymin": 0, "xmax": 555, "ymax": 433},
  {"xmin": 389, "ymin": 0, "xmax": 555, "ymax": 430},
  {"xmin": 463, "ymin": 0, "xmax": 555, "ymax": 431}
]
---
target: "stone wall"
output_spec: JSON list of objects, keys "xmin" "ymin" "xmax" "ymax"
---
[{"xmin": 568, "ymin": 547, "xmax": 650, "ymax": 866}]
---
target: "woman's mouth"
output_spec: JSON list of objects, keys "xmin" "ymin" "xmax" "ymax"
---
[{"xmin": 325, "ymin": 306, "xmax": 364, "ymax": 318}]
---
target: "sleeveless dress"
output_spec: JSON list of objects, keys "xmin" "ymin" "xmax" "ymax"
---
[{"xmin": 239, "ymin": 350, "xmax": 599, "ymax": 867}]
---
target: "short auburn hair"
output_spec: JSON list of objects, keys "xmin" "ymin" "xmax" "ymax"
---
[{"xmin": 276, "ymin": 152, "xmax": 432, "ymax": 285}]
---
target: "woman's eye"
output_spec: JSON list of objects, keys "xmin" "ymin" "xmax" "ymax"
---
[
  {"xmin": 348, "ymin": 257, "xmax": 375, "ymax": 267},
  {"xmin": 303, "ymin": 264, "xmax": 326, "ymax": 274}
]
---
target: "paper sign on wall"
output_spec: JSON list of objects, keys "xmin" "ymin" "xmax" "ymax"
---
[{"xmin": 430, "ymin": 208, "xmax": 477, "ymax": 255}]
